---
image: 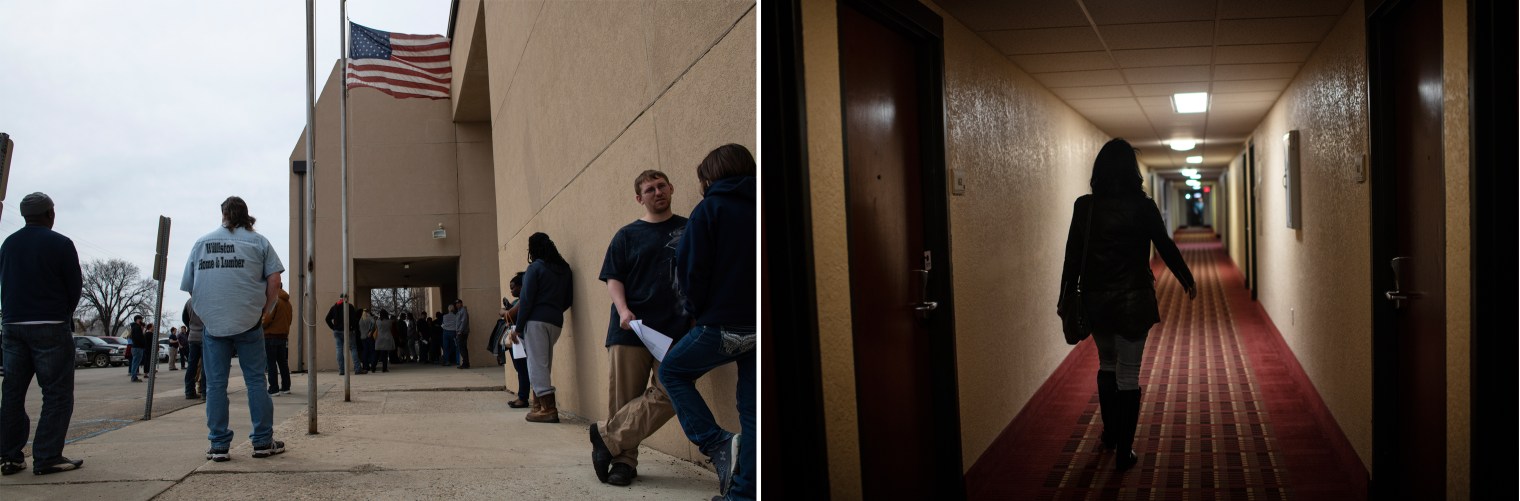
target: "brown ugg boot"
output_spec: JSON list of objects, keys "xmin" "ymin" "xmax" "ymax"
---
[{"xmin": 526, "ymin": 392, "xmax": 559, "ymax": 423}]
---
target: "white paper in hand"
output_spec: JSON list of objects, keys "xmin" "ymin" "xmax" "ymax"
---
[
  {"xmin": 508, "ymin": 326, "xmax": 527, "ymax": 360},
  {"xmin": 629, "ymin": 320, "xmax": 674, "ymax": 362}
]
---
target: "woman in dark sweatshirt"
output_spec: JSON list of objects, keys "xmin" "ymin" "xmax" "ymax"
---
[
  {"xmin": 1060, "ymin": 138, "xmax": 1196, "ymax": 471},
  {"xmin": 515, "ymin": 232, "xmax": 573, "ymax": 423},
  {"xmin": 659, "ymin": 144, "xmax": 756, "ymax": 500}
]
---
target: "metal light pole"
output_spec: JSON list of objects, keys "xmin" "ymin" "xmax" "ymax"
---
[{"xmin": 339, "ymin": 0, "xmax": 353, "ymax": 402}]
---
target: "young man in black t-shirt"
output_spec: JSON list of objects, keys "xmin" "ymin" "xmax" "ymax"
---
[{"xmin": 588, "ymin": 170, "xmax": 690, "ymax": 487}]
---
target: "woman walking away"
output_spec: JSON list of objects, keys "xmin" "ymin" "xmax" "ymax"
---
[
  {"xmin": 658, "ymin": 144, "xmax": 756, "ymax": 500},
  {"xmin": 374, "ymin": 310, "xmax": 395, "ymax": 373},
  {"xmin": 517, "ymin": 233, "xmax": 574, "ymax": 423},
  {"xmin": 1059, "ymin": 138, "xmax": 1196, "ymax": 472}
]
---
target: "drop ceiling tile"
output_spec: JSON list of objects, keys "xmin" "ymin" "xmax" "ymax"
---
[
  {"xmin": 1217, "ymin": 0, "xmax": 1354, "ymax": 19},
  {"xmin": 937, "ymin": 0, "xmax": 1089, "ymax": 31},
  {"xmin": 1010, "ymin": 51, "xmax": 1115, "ymax": 73},
  {"xmin": 1216, "ymin": 17, "xmax": 1339, "ymax": 45},
  {"xmin": 983, "ymin": 27, "xmax": 1104, "ymax": 54},
  {"xmin": 1111, "ymin": 47, "xmax": 1213, "ymax": 68},
  {"xmin": 1211, "ymin": 78, "xmax": 1291, "ymax": 93},
  {"xmin": 1135, "ymin": 96, "xmax": 1173, "ymax": 108},
  {"xmin": 1213, "ymin": 90, "xmax": 1282, "ymax": 103},
  {"xmin": 1215, "ymin": 63, "xmax": 1301, "ymax": 80},
  {"xmin": 1214, "ymin": 43, "xmax": 1318, "ymax": 64},
  {"xmin": 1084, "ymin": 0, "xmax": 1217, "ymax": 25},
  {"xmin": 1052, "ymin": 85, "xmax": 1134, "ymax": 99},
  {"xmin": 1208, "ymin": 101, "xmax": 1273, "ymax": 115},
  {"xmin": 1066, "ymin": 97, "xmax": 1142, "ymax": 110},
  {"xmin": 1129, "ymin": 81, "xmax": 1211, "ymax": 96},
  {"xmin": 1100, "ymin": 21, "xmax": 1215, "ymax": 50},
  {"xmin": 1124, "ymin": 65, "xmax": 1212, "ymax": 84},
  {"xmin": 1032, "ymin": 69, "xmax": 1127, "ymax": 87}
]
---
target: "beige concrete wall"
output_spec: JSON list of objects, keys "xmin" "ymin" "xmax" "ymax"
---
[
  {"xmin": 479, "ymin": 0, "xmax": 755, "ymax": 466},
  {"xmin": 288, "ymin": 62, "xmax": 500, "ymax": 371},
  {"xmin": 1440, "ymin": 0, "xmax": 1471, "ymax": 495},
  {"xmin": 1236, "ymin": 0, "xmax": 1374, "ymax": 469}
]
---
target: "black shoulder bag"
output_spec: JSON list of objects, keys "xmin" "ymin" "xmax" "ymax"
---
[{"xmin": 1058, "ymin": 199, "xmax": 1094, "ymax": 345}]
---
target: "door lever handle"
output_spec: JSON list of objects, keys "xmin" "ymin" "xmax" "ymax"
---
[{"xmin": 911, "ymin": 269, "xmax": 935, "ymax": 318}]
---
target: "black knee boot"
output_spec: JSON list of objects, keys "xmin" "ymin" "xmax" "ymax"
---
[
  {"xmin": 1096, "ymin": 371, "xmax": 1118, "ymax": 449},
  {"xmin": 1115, "ymin": 388, "xmax": 1142, "ymax": 471}
]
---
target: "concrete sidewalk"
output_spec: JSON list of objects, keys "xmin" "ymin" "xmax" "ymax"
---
[{"xmin": 1, "ymin": 364, "xmax": 721, "ymax": 500}]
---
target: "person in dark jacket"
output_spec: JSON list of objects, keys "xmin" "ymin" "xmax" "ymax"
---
[
  {"xmin": 1059, "ymin": 138, "xmax": 1197, "ymax": 472},
  {"xmin": 516, "ymin": 232, "xmax": 573, "ymax": 423},
  {"xmin": 324, "ymin": 295, "xmax": 364, "ymax": 375},
  {"xmin": 658, "ymin": 144, "xmax": 756, "ymax": 500},
  {"xmin": 0, "ymin": 192, "xmax": 86, "ymax": 475}
]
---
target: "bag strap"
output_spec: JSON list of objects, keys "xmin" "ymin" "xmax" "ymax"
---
[{"xmin": 1076, "ymin": 197, "xmax": 1094, "ymax": 291}]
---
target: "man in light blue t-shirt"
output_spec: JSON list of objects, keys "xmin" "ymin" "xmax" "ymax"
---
[{"xmin": 179, "ymin": 197, "xmax": 286, "ymax": 462}]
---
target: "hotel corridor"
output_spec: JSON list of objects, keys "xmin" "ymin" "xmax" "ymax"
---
[{"xmin": 968, "ymin": 229, "xmax": 1362, "ymax": 500}]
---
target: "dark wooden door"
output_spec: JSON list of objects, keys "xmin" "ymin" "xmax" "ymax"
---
[
  {"xmin": 1246, "ymin": 143, "xmax": 1258, "ymax": 299},
  {"xmin": 1370, "ymin": 0, "xmax": 1446, "ymax": 497},
  {"xmin": 839, "ymin": 3, "xmax": 946, "ymax": 498}
]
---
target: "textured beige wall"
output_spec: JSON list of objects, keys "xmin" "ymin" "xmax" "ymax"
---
[
  {"xmin": 798, "ymin": 0, "xmax": 861, "ymax": 497},
  {"xmin": 480, "ymin": 0, "xmax": 755, "ymax": 466},
  {"xmin": 929, "ymin": 0, "xmax": 1114, "ymax": 470},
  {"xmin": 1440, "ymin": 0, "xmax": 1471, "ymax": 495},
  {"xmin": 288, "ymin": 62, "xmax": 500, "ymax": 372},
  {"xmin": 1239, "ymin": 0, "xmax": 1374, "ymax": 469}
]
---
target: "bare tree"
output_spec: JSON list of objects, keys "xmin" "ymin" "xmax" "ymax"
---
[
  {"xmin": 78, "ymin": 259, "xmax": 157, "ymax": 338},
  {"xmin": 370, "ymin": 288, "xmax": 427, "ymax": 317}
]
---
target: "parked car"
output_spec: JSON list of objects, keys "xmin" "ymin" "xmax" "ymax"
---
[
  {"xmin": 158, "ymin": 341, "xmax": 172, "ymax": 363},
  {"xmin": 75, "ymin": 348, "xmax": 90, "ymax": 366},
  {"xmin": 73, "ymin": 336, "xmax": 127, "ymax": 368}
]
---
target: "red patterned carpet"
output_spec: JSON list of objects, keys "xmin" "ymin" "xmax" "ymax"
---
[{"xmin": 965, "ymin": 229, "xmax": 1366, "ymax": 500}]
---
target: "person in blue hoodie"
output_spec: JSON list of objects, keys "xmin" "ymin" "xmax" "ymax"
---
[
  {"xmin": 658, "ymin": 144, "xmax": 755, "ymax": 501},
  {"xmin": 516, "ymin": 232, "xmax": 573, "ymax": 423}
]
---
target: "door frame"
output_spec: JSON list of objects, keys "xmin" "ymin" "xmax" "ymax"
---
[
  {"xmin": 766, "ymin": 0, "xmax": 830, "ymax": 497},
  {"xmin": 835, "ymin": 0, "xmax": 964, "ymax": 494},
  {"xmin": 1466, "ymin": 0, "xmax": 1515, "ymax": 493}
]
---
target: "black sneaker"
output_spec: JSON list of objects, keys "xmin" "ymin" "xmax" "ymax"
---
[
  {"xmin": 589, "ymin": 424, "xmax": 613, "ymax": 483},
  {"xmin": 607, "ymin": 462, "xmax": 637, "ymax": 486},
  {"xmin": 207, "ymin": 447, "xmax": 230, "ymax": 462},
  {"xmin": 186, "ymin": 394, "xmax": 200, "ymax": 400},
  {"xmin": 252, "ymin": 441, "xmax": 285, "ymax": 458},
  {"xmin": 33, "ymin": 456, "xmax": 83, "ymax": 475},
  {"xmin": 1, "ymin": 458, "xmax": 24, "ymax": 475}
]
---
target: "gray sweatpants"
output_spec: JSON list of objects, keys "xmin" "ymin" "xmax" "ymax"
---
[{"xmin": 523, "ymin": 321, "xmax": 562, "ymax": 397}]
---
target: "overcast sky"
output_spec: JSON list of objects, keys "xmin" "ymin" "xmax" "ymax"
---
[{"xmin": 0, "ymin": 1, "xmax": 451, "ymax": 331}]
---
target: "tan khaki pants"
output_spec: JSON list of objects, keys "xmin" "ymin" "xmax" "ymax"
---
[{"xmin": 597, "ymin": 344, "xmax": 675, "ymax": 468}]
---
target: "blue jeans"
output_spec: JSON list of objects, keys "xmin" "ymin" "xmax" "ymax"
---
[
  {"xmin": 333, "ymin": 331, "xmax": 361, "ymax": 374},
  {"xmin": 129, "ymin": 347, "xmax": 146, "ymax": 379},
  {"xmin": 202, "ymin": 326, "xmax": 274, "ymax": 448},
  {"xmin": 659, "ymin": 325, "xmax": 755, "ymax": 500},
  {"xmin": 440, "ymin": 330, "xmax": 457, "ymax": 365},
  {"xmin": 1, "ymin": 323, "xmax": 75, "ymax": 463},
  {"xmin": 184, "ymin": 341, "xmax": 205, "ymax": 396}
]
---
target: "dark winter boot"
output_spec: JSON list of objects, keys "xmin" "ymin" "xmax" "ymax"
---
[
  {"xmin": 1114, "ymin": 389, "xmax": 1142, "ymax": 471},
  {"xmin": 1096, "ymin": 371, "xmax": 1118, "ymax": 450}
]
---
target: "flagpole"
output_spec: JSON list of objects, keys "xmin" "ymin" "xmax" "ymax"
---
[
  {"xmin": 303, "ymin": 0, "xmax": 319, "ymax": 435},
  {"xmin": 339, "ymin": 0, "xmax": 353, "ymax": 403}
]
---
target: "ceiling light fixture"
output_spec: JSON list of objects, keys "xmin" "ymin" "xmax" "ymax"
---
[
  {"xmin": 1186, "ymin": 156, "xmax": 1203, "ymax": 164},
  {"xmin": 1167, "ymin": 139, "xmax": 1197, "ymax": 151},
  {"xmin": 1179, "ymin": 168, "xmax": 1198, "ymax": 178},
  {"xmin": 1172, "ymin": 92, "xmax": 1209, "ymax": 114}
]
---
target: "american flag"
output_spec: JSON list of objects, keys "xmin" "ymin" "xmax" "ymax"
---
[{"xmin": 346, "ymin": 22, "xmax": 450, "ymax": 99}]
